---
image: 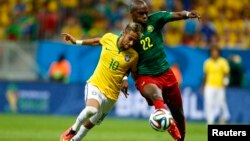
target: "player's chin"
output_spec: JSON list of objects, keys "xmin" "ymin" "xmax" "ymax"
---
[
  {"xmin": 141, "ymin": 19, "xmax": 148, "ymax": 24},
  {"xmin": 135, "ymin": 19, "xmax": 146, "ymax": 25},
  {"xmin": 124, "ymin": 45, "xmax": 130, "ymax": 50}
]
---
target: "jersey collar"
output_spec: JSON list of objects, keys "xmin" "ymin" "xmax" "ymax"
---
[{"xmin": 116, "ymin": 34, "xmax": 122, "ymax": 53}]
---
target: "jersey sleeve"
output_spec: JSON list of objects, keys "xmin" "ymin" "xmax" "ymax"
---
[
  {"xmin": 99, "ymin": 33, "xmax": 113, "ymax": 46},
  {"xmin": 151, "ymin": 11, "xmax": 174, "ymax": 23},
  {"xmin": 149, "ymin": 11, "xmax": 174, "ymax": 30},
  {"xmin": 159, "ymin": 11, "xmax": 174, "ymax": 23}
]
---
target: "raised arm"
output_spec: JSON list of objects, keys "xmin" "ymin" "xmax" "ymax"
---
[
  {"xmin": 61, "ymin": 33, "xmax": 101, "ymax": 46},
  {"xmin": 172, "ymin": 10, "xmax": 201, "ymax": 21}
]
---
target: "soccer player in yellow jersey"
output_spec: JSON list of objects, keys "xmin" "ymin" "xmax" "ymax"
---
[
  {"xmin": 60, "ymin": 22, "xmax": 143, "ymax": 141},
  {"xmin": 203, "ymin": 46, "xmax": 230, "ymax": 125}
]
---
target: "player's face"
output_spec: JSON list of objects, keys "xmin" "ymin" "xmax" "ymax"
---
[
  {"xmin": 131, "ymin": 5, "xmax": 149, "ymax": 25},
  {"xmin": 120, "ymin": 31, "xmax": 139, "ymax": 50},
  {"xmin": 211, "ymin": 49, "xmax": 220, "ymax": 59}
]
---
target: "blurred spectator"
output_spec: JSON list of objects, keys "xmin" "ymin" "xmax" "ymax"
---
[
  {"xmin": 108, "ymin": 1, "xmax": 128, "ymax": 27},
  {"xmin": 170, "ymin": 63, "xmax": 183, "ymax": 86},
  {"xmin": 95, "ymin": 0, "xmax": 112, "ymax": 19},
  {"xmin": 228, "ymin": 54, "xmax": 245, "ymax": 88},
  {"xmin": 60, "ymin": 0, "xmax": 79, "ymax": 22},
  {"xmin": 192, "ymin": 32, "xmax": 207, "ymax": 48},
  {"xmin": 0, "ymin": 0, "xmax": 11, "ymax": 40},
  {"xmin": 88, "ymin": 16, "xmax": 109, "ymax": 37},
  {"xmin": 182, "ymin": 19, "xmax": 199, "ymax": 46},
  {"xmin": 149, "ymin": 0, "xmax": 166, "ymax": 11},
  {"xmin": 209, "ymin": 34, "xmax": 220, "ymax": 48},
  {"xmin": 202, "ymin": 46, "xmax": 230, "ymax": 124},
  {"xmin": 0, "ymin": 0, "xmax": 249, "ymax": 49},
  {"xmin": 6, "ymin": 0, "xmax": 38, "ymax": 41},
  {"xmin": 37, "ymin": 0, "xmax": 60, "ymax": 40},
  {"xmin": 48, "ymin": 54, "xmax": 71, "ymax": 83},
  {"xmin": 78, "ymin": 0, "xmax": 96, "ymax": 33},
  {"xmin": 61, "ymin": 15, "xmax": 83, "ymax": 39},
  {"xmin": 200, "ymin": 14, "xmax": 217, "ymax": 45},
  {"xmin": 164, "ymin": 22, "xmax": 184, "ymax": 47}
]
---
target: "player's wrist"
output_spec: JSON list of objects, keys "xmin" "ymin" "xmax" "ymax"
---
[
  {"xmin": 122, "ymin": 76, "xmax": 128, "ymax": 80},
  {"xmin": 76, "ymin": 40, "xmax": 84, "ymax": 45},
  {"xmin": 183, "ymin": 11, "xmax": 191, "ymax": 18}
]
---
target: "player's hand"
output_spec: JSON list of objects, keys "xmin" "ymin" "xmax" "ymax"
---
[
  {"xmin": 188, "ymin": 10, "xmax": 201, "ymax": 21},
  {"xmin": 61, "ymin": 33, "xmax": 76, "ymax": 44},
  {"xmin": 121, "ymin": 80, "xmax": 129, "ymax": 98}
]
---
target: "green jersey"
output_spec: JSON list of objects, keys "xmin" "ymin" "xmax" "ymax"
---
[{"xmin": 134, "ymin": 11, "xmax": 174, "ymax": 76}]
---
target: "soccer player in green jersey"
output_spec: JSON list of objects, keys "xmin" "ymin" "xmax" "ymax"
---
[{"xmin": 129, "ymin": 0, "xmax": 201, "ymax": 141}]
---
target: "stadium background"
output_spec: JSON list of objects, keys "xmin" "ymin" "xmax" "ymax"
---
[{"xmin": 0, "ymin": 0, "xmax": 250, "ymax": 141}]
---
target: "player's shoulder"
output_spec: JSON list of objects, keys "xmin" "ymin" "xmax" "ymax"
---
[
  {"xmin": 100, "ymin": 33, "xmax": 119, "ymax": 44},
  {"xmin": 218, "ymin": 57, "xmax": 229, "ymax": 64},
  {"xmin": 149, "ymin": 11, "xmax": 165, "ymax": 16},
  {"xmin": 102, "ymin": 32, "xmax": 118, "ymax": 39},
  {"xmin": 204, "ymin": 58, "xmax": 214, "ymax": 67},
  {"xmin": 218, "ymin": 57, "xmax": 227, "ymax": 62},
  {"xmin": 132, "ymin": 49, "xmax": 139, "ymax": 57},
  {"xmin": 204, "ymin": 58, "xmax": 211, "ymax": 64},
  {"xmin": 127, "ymin": 48, "xmax": 139, "ymax": 57}
]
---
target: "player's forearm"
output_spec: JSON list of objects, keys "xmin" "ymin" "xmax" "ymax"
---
[
  {"xmin": 171, "ymin": 11, "xmax": 190, "ymax": 20},
  {"xmin": 76, "ymin": 37, "xmax": 101, "ymax": 46},
  {"xmin": 62, "ymin": 33, "xmax": 101, "ymax": 46}
]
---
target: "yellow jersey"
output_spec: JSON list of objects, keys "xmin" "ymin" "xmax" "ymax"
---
[
  {"xmin": 204, "ymin": 57, "xmax": 230, "ymax": 88},
  {"xmin": 87, "ymin": 33, "xmax": 138, "ymax": 101}
]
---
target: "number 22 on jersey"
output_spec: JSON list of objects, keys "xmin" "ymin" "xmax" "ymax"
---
[{"xmin": 140, "ymin": 36, "xmax": 153, "ymax": 50}]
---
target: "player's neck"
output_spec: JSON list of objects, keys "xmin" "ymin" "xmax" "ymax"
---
[
  {"xmin": 117, "ymin": 36, "xmax": 123, "ymax": 52},
  {"xmin": 211, "ymin": 56, "xmax": 219, "ymax": 60}
]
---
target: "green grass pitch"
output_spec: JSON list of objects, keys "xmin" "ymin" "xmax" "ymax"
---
[{"xmin": 0, "ymin": 114, "xmax": 207, "ymax": 141}]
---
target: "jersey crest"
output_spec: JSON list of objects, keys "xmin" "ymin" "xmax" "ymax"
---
[
  {"xmin": 125, "ymin": 54, "xmax": 131, "ymax": 62},
  {"xmin": 147, "ymin": 25, "xmax": 154, "ymax": 32}
]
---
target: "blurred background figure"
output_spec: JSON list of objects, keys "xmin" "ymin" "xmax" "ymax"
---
[
  {"xmin": 202, "ymin": 46, "xmax": 230, "ymax": 124},
  {"xmin": 48, "ymin": 53, "xmax": 71, "ymax": 83},
  {"xmin": 228, "ymin": 54, "xmax": 245, "ymax": 88},
  {"xmin": 171, "ymin": 63, "xmax": 183, "ymax": 86},
  {"xmin": 61, "ymin": 15, "xmax": 83, "ymax": 39}
]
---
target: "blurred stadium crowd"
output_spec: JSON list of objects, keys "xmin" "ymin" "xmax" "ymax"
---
[{"xmin": 0, "ymin": 0, "xmax": 249, "ymax": 49}]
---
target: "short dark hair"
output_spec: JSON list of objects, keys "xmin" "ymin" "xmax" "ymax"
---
[
  {"xmin": 125, "ymin": 22, "xmax": 143, "ymax": 37},
  {"xmin": 209, "ymin": 45, "xmax": 221, "ymax": 56},
  {"xmin": 129, "ymin": 0, "xmax": 147, "ymax": 12}
]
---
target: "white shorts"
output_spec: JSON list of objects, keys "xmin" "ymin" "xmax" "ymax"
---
[
  {"xmin": 204, "ymin": 86, "xmax": 230, "ymax": 124},
  {"xmin": 84, "ymin": 83, "xmax": 116, "ymax": 125}
]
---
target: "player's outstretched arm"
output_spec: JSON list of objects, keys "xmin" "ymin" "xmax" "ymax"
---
[
  {"xmin": 61, "ymin": 33, "xmax": 101, "ymax": 46},
  {"xmin": 172, "ymin": 10, "xmax": 201, "ymax": 21}
]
